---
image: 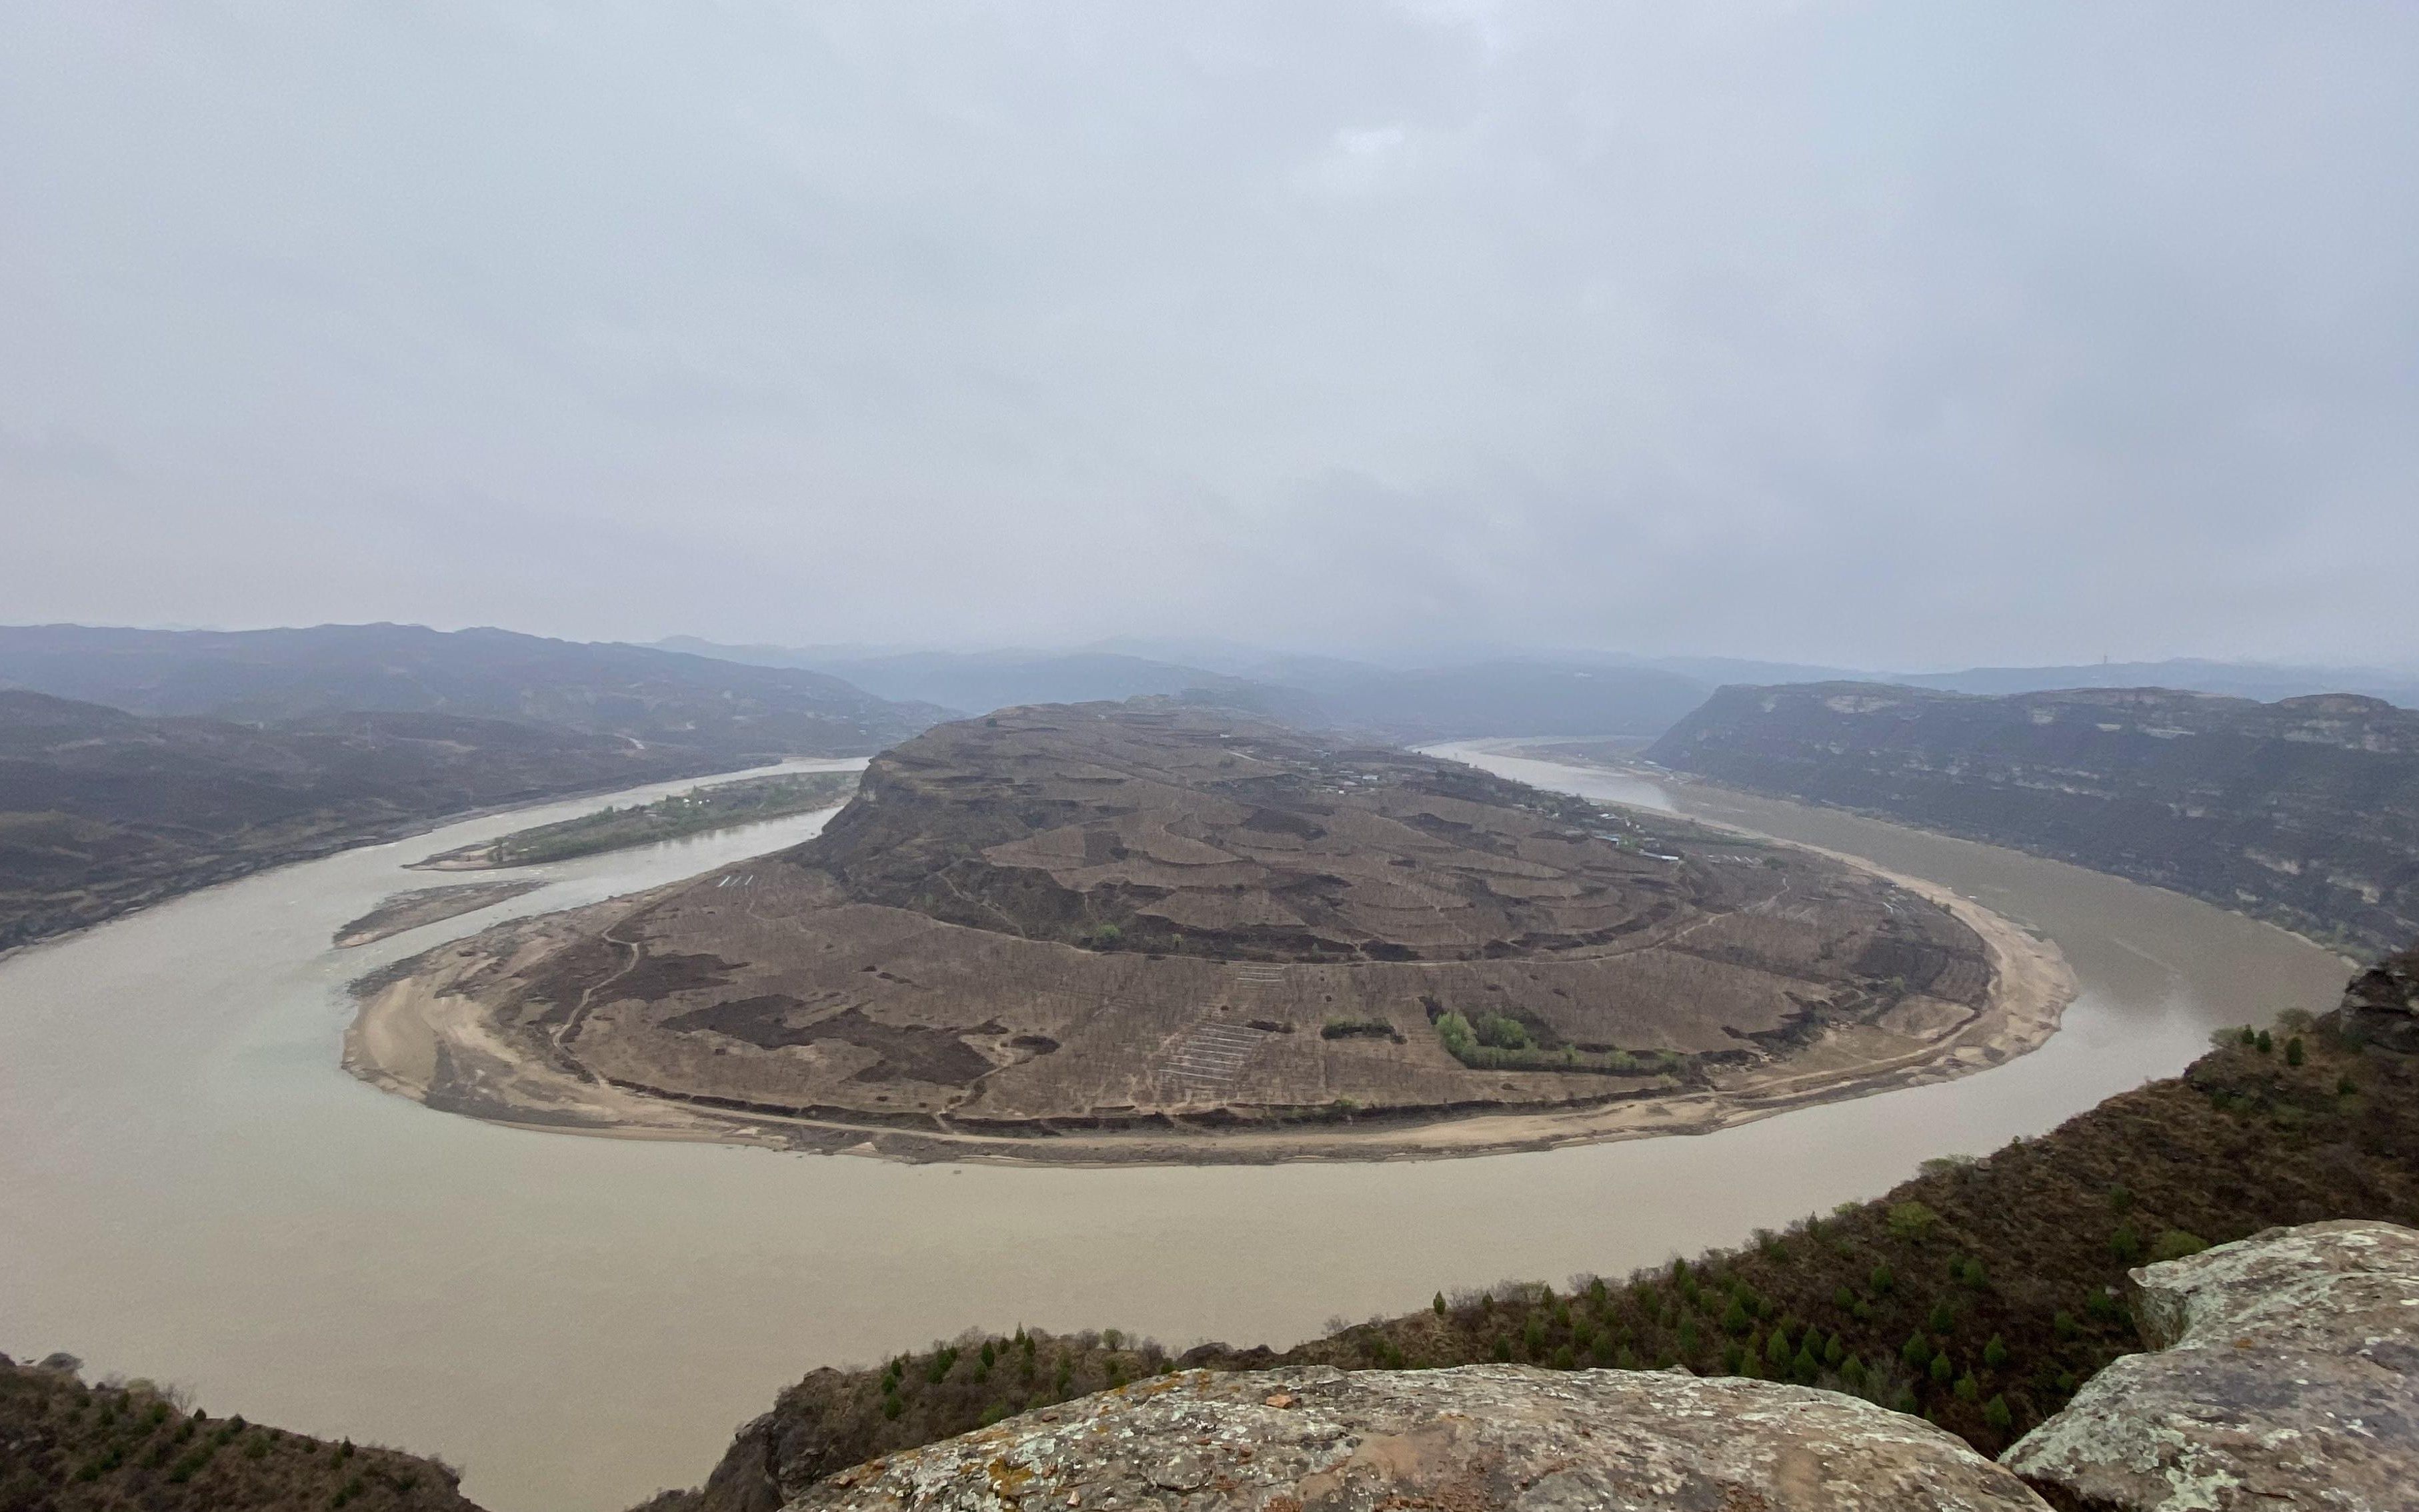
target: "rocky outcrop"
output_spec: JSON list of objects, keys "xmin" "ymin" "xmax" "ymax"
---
[
  {"xmin": 2342, "ymin": 945, "xmax": 2419, "ymax": 1053},
  {"xmin": 1645, "ymin": 682, "xmax": 2419, "ymax": 955},
  {"xmin": 2002, "ymin": 1219, "xmax": 2419, "ymax": 1511},
  {"xmin": 785, "ymin": 1364, "xmax": 2049, "ymax": 1511}
]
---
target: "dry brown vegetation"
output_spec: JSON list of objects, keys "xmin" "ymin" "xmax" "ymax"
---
[
  {"xmin": 651, "ymin": 951, "xmax": 2419, "ymax": 1512},
  {"xmin": 427, "ymin": 701, "xmax": 1997, "ymax": 1137},
  {"xmin": 0, "ymin": 1355, "xmax": 481, "ymax": 1512}
]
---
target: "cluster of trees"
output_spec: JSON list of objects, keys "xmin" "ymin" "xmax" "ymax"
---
[
  {"xmin": 0, "ymin": 1355, "xmax": 470, "ymax": 1512},
  {"xmin": 861, "ymin": 1327, "xmax": 1173, "ymax": 1439},
  {"xmin": 1431, "ymin": 1009, "xmax": 1669, "ymax": 1076}
]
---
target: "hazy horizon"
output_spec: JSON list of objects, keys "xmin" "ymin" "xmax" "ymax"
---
[
  {"xmin": 19, "ymin": 619, "xmax": 2419, "ymax": 691},
  {"xmin": 8, "ymin": 4, "xmax": 2417, "ymax": 668}
]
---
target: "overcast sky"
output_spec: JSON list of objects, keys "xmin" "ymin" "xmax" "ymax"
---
[{"xmin": 5, "ymin": 3, "xmax": 2415, "ymax": 669}]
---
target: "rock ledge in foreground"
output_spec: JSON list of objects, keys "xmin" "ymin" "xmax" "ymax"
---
[
  {"xmin": 2002, "ymin": 1218, "xmax": 2419, "ymax": 1511},
  {"xmin": 788, "ymin": 1363, "xmax": 2047, "ymax": 1511}
]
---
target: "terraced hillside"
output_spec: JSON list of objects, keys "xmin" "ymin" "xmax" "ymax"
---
[{"xmin": 359, "ymin": 701, "xmax": 2061, "ymax": 1155}]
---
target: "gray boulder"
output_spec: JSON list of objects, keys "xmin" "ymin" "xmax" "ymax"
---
[
  {"xmin": 2002, "ymin": 1218, "xmax": 2419, "ymax": 1511},
  {"xmin": 789, "ymin": 1363, "xmax": 2047, "ymax": 1511}
]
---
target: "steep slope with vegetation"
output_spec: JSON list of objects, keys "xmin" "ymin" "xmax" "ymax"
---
[
  {"xmin": 0, "ymin": 690, "xmax": 747, "ymax": 952},
  {"xmin": 655, "ymin": 945, "xmax": 2419, "ymax": 1511},
  {"xmin": 0, "ymin": 1354, "xmax": 483, "ymax": 1512},
  {"xmin": 1647, "ymin": 683, "xmax": 2419, "ymax": 956},
  {"xmin": 0, "ymin": 623, "xmax": 941, "ymax": 952}
]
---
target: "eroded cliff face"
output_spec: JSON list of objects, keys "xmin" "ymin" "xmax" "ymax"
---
[
  {"xmin": 1646, "ymin": 682, "xmax": 2419, "ymax": 955},
  {"xmin": 2002, "ymin": 1219, "xmax": 2419, "ymax": 1512},
  {"xmin": 2342, "ymin": 945, "xmax": 2419, "ymax": 1051},
  {"xmin": 782, "ymin": 1364, "xmax": 2050, "ymax": 1512}
]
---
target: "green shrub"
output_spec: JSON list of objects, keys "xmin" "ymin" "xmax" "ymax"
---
[
  {"xmin": 1928, "ymin": 1301, "xmax": 1956, "ymax": 1334},
  {"xmin": 2150, "ymin": 1230, "xmax": 2209, "ymax": 1262},
  {"xmin": 2256, "ymin": 1029, "xmax": 2274, "ymax": 1054},
  {"xmin": 2286, "ymin": 1037, "xmax": 2306, "ymax": 1067},
  {"xmin": 1984, "ymin": 1395, "xmax": 2014, "ymax": 1432},
  {"xmin": 1930, "ymin": 1353, "xmax": 1953, "ymax": 1385},
  {"xmin": 1982, "ymin": 1335, "xmax": 2009, "ymax": 1369},
  {"xmin": 1886, "ymin": 1202, "xmax": 1939, "ymax": 1241},
  {"xmin": 1433, "ymin": 1292, "xmax": 1446, "ymax": 1315},
  {"xmin": 2110, "ymin": 1223, "xmax": 2144, "ymax": 1263}
]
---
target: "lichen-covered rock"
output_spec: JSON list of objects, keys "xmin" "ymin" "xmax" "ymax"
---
[
  {"xmin": 787, "ymin": 1363, "xmax": 2048, "ymax": 1511},
  {"xmin": 2002, "ymin": 1219, "xmax": 2419, "ymax": 1511}
]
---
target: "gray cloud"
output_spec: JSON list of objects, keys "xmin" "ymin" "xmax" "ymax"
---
[{"xmin": 5, "ymin": 2, "xmax": 2415, "ymax": 669}]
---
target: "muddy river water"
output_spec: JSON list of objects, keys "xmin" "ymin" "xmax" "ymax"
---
[{"xmin": 0, "ymin": 749, "xmax": 2351, "ymax": 1511}]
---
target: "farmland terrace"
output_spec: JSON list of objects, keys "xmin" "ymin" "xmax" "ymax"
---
[{"xmin": 347, "ymin": 701, "xmax": 2071, "ymax": 1161}]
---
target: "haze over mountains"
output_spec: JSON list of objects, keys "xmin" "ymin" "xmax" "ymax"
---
[
  {"xmin": 659, "ymin": 635, "xmax": 2419, "ymax": 731},
  {"xmin": 7, "ymin": 621, "xmax": 2411, "ymax": 959},
  {"xmin": 0, "ymin": 625, "xmax": 941, "ymax": 952}
]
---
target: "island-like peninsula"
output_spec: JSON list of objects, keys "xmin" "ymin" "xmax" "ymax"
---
[{"xmin": 346, "ymin": 701, "xmax": 2071, "ymax": 1161}]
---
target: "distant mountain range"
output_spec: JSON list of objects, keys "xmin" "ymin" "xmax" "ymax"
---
[
  {"xmin": 0, "ymin": 624, "xmax": 947, "ymax": 951},
  {"xmin": 1648, "ymin": 681, "xmax": 2419, "ymax": 956},
  {"xmin": 7, "ymin": 620, "xmax": 2414, "ymax": 954},
  {"xmin": 1, "ymin": 623, "xmax": 945, "ymax": 760},
  {"xmin": 658, "ymin": 639, "xmax": 1712, "ymax": 740},
  {"xmin": 1888, "ymin": 658, "xmax": 2419, "ymax": 708},
  {"xmin": 660, "ymin": 637, "xmax": 2419, "ymax": 742}
]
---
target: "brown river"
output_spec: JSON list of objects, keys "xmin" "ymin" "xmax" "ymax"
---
[{"xmin": 0, "ymin": 749, "xmax": 2350, "ymax": 1511}]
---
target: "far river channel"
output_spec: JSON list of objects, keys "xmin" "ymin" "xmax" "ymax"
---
[{"xmin": 0, "ymin": 747, "xmax": 2351, "ymax": 1512}]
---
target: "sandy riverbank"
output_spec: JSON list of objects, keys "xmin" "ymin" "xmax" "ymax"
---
[{"xmin": 343, "ymin": 821, "xmax": 2076, "ymax": 1167}]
